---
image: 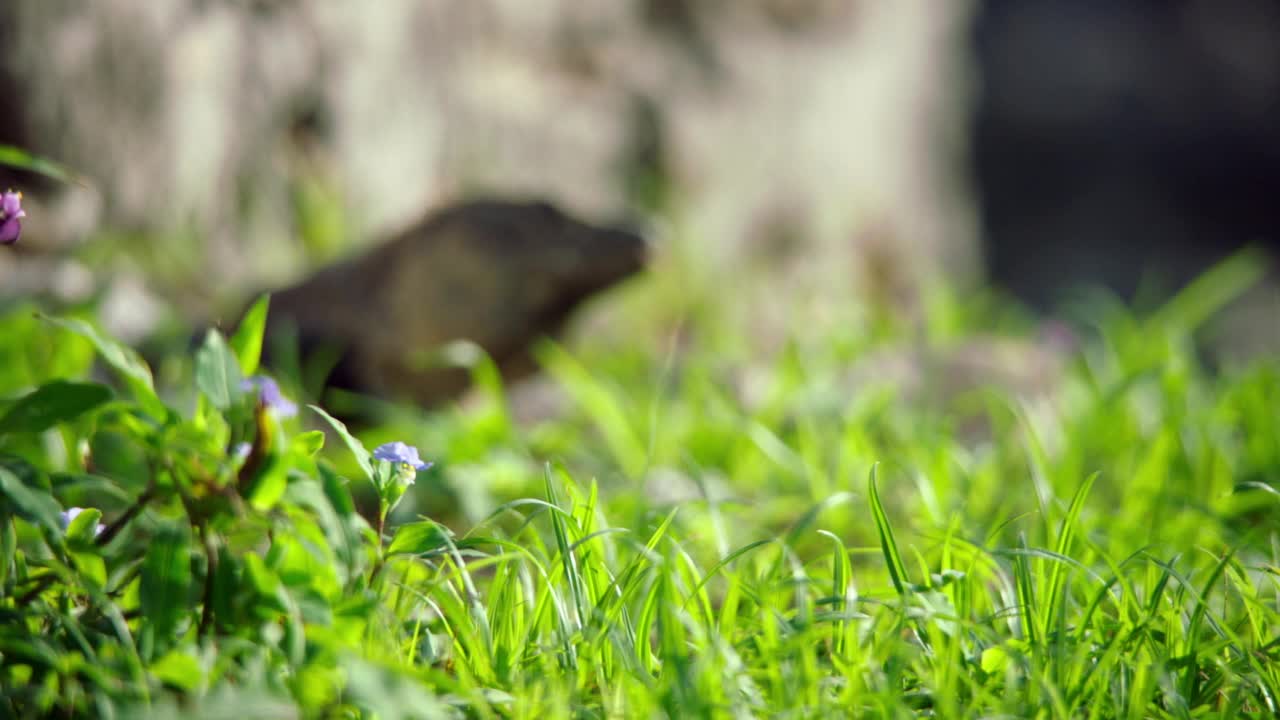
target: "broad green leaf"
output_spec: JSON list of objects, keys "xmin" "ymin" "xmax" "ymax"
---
[
  {"xmin": 0, "ymin": 466, "xmax": 62, "ymax": 533},
  {"xmin": 209, "ymin": 544, "xmax": 239, "ymax": 633},
  {"xmin": 65, "ymin": 507, "xmax": 103, "ymax": 544},
  {"xmin": 318, "ymin": 462, "xmax": 356, "ymax": 518},
  {"xmin": 229, "ymin": 294, "xmax": 271, "ymax": 376},
  {"xmin": 244, "ymin": 454, "xmax": 289, "ymax": 512},
  {"xmin": 243, "ymin": 553, "xmax": 289, "ymax": 616},
  {"xmin": 0, "ymin": 303, "xmax": 94, "ymax": 396},
  {"xmin": 290, "ymin": 430, "xmax": 325, "ymax": 458},
  {"xmin": 0, "ymin": 515, "xmax": 14, "ymax": 588},
  {"xmin": 194, "ymin": 329, "xmax": 243, "ymax": 410},
  {"xmin": 387, "ymin": 520, "xmax": 453, "ymax": 556},
  {"xmin": 48, "ymin": 472, "xmax": 133, "ymax": 511},
  {"xmin": 140, "ymin": 522, "xmax": 193, "ymax": 639},
  {"xmin": 981, "ymin": 645, "xmax": 1011, "ymax": 675},
  {"xmin": 72, "ymin": 550, "xmax": 107, "ymax": 590},
  {"xmin": 88, "ymin": 429, "xmax": 151, "ymax": 492},
  {"xmin": 42, "ymin": 316, "xmax": 165, "ymax": 419},
  {"xmin": 309, "ymin": 405, "xmax": 372, "ymax": 481},
  {"xmin": 0, "ymin": 380, "xmax": 112, "ymax": 434},
  {"xmin": 149, "ymin": 648, "xmax": 204, "ymax": 692},
  {"xmin": 0, "ymin": 637, "xmax": 62, "ymax": 670}
]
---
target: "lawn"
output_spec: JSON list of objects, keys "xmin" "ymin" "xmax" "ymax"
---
[{"xmin": 0, "ymin": 233, "xmax": 1278, "ymax": 718}]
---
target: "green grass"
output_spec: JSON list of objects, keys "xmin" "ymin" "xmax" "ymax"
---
[{"xmin": 0, "ymin": 243, "xmax": 1278, "ymax": 719}]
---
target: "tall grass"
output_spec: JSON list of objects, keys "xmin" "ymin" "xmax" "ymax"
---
[{"xmin": 0, "ymin": 248, "xmax": 1277, "ymax": 718}]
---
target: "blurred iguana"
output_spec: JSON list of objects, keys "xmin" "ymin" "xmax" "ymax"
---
[{"xmin": 249, "ymin": 199, "xmax": 647, "ymax": 412}]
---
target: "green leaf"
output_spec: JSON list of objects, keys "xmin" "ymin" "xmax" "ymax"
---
[
  {"xmin": 0, "ymin": 515, "xmax": 15, "ymax": 588},
  {"xmin": 309, "ymin": 405, "xmax": 372, "ymax": 481},
  {"xmin": 1153, "ymin": 247, "xmax": 1268, "ymax": 332},
  {"xmin": 48, "ymin": 472, "xmax": 133, "ymax": 511},
  {"xmin": 140, "ymin": 522, "xmax": 193, "ymax": 639},
  {"xmin": 88, "ymin": 429, "xmax": 151, "ymax": 493},
  {"xmin": 229, "ymin": 294, "xmax": 271, "ymax": 376},
  {"xmin": 242, "ymin": 553, "xmax": 288, "ymax": 616},
  {"xmin": 244, "ymin": 454, "xmax": 289, "ymax": 512},
  {"xmin": 0, "ymin": 144, "xmax": 86, "ymax": 185},
  {"xmin": 290, "ymin": 430, "xmax": 325, "ymax": 458},
  {"xmin": 0, "ymin": 380, "xmax": 112, "ymax": 434},
  {"xmin": 318, "ymin": 462, "xmax": 356, "ymax": 518},
  {"xmin": 72, "ymin": 550, "xmax": 107, "ymax": 590},
  {"xmin": 209, "ymin": 544, "xmax": 239, "ymax": 632},
  {"xmin": 343, "ymin": 657, "xmax": 450, "ymax": 720},
  {"xmin": 981, "ymin": 645, "xmax": 1011, "ymax": 675},
  {"xmin": 42, "ymin": 316, "xmax": 165, "ymax": 419},
  {"xmin": 149, "ymin": 648, "xmax": 204, "ymax": 692},
  {"xmin": 386, "ymin": 520, "xmax": 454, "ymax": 556},
  {"xmin": 65, "ymin": 507, "xmax": 103, "ymax": 544},
  {"xmin": 194, "ymin": 329, "xmax": 244, "ymax": 410},
  {"xmin": 0, "ymin": 466, "xmax": 63, "ymax": 533}
]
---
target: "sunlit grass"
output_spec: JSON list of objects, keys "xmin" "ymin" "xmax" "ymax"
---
[{"xmin": 0, "ymin": 242, "xmax": 1277, "ymax": 718}]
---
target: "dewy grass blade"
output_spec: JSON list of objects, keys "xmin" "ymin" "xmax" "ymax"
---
[
  {"xmin": 1044, "ymin": 472, "xmax": 1098, "ymax": 637},
  {"xmin": 681, "ymin": 539, "xmax": 773, "ymax": 611},
  {"xmin": 544, "ymin": 463, "xmax": 587, "ymax": 637},
  {"xmin": 868, "ymin": 465, "xmax": 909, "ymax": 596},
  {"xmin": 818, "ymin": 529, "xmax": 854, "ymax": 657},
  {"xmin": 1011, "ymin": 534, "xmax": 1040, "ymax": 647}
]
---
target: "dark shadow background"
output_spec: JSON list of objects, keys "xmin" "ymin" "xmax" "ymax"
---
[{"xmin": 972, "ymin": 0, "xmax": 1280, "ymax": 308}]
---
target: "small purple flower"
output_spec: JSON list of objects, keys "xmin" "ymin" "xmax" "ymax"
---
[
  {"xmin": 241, "ymin": 375, "xmax": 298, "ymax": 417},
  {"xmin": 231, "ymin": 441, "xmax": 252, "ymax": 462},
  {"xmin": 61, "ymin": 506, "xmax": 105, "ymax": 537},
  {"xmin": 0, "ymin": 190, "xmax": 25, "ymax": 245},
  {"xmin": 373, "ymin": 441, "xmax": 431, "ymax": 472}
]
